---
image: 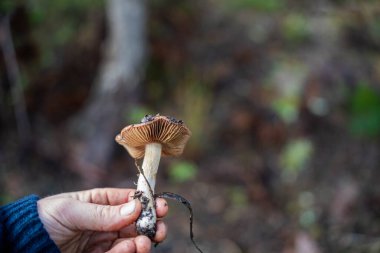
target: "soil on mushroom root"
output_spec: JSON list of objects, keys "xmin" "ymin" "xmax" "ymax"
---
[{"xmin": 134, "ymin": 192, "xmax": 157, "ymax": 239}]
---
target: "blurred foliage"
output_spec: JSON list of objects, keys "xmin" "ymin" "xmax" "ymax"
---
[
  {"xmin": 348, "ymin": 84, "xmax": 380, "ymax": 137},
  {"xmin": 144, "ymin": 0, "xmax": 211, "ymax": 160},
  {"xmin": 298, "ymin": 191, "xmax": 314, "ymax": 210},
  {"xmin": 299, "ymin": 209, "xmax": 317, "ymax": 228},
  {"xmin": 272, "ymin": 96, "xmax": 299, "ymax": 124},
  {"xmin": 222, "ymin": 0, "xmax": 284, "ymax": 12},
  {"xmin": 228, "ymin": 186, "xmax": 249, "ymax": 207},
  {"xmin": 280, "ymin": 138, "xmax": 313, "ymax": 181},
  {"xmin": 268, "ymin": 60, "xmax": 309, "ymax": 124},
  {"xmin": 282, "ymin": 13, "xmax": 311, "ymax": 45},
  {"xmin": 307, "ymin": 97, "xmax": 329, "ymax": 117},
  {"xmin": 298, "ymin": 191, "xmax": 316, "ymax": 229},
  {"xmin": 126, "ymin": 106, "xmax": 153, "ymax": 124},
  {"xmin": 23, "ymin": 0, "xmax": 103, "ymax": 68},
  {"xmin": 342, "ymin": 4, "xmax": 380, "ymax": 51},
  {"xmin": 27, "ymin": 0, "xmax": 104, "ymax": 26},
  {"xmin": 168, "ymin": 161, "xmax": 197, "ymax": 183},
  {"xmin": 0, "ymin": 0, "xmax": 15, "ymax": 14},
  {"xmin": 176, "ymin": 74, "xmax": 213, "ymax": 155}
]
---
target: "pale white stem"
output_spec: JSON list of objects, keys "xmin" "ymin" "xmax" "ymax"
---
[
  {"xmin": 135, "ymin": 143, "xmax": 162, "ymax": 237},
  {"xmin": 137, "ymin": 143, "xmax": 162, "ymax": 192}
]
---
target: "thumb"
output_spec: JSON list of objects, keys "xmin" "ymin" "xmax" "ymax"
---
[{"xmin": 66, "ymin": 199, "xmax": 141, "ymax": 231}]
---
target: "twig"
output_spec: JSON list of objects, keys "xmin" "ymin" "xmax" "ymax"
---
[
  {"xmin": 0, "ymin": 15, "xmax": 31, "ymax": 144},
  {"xmin": 155, "ymin": 191, "xmax": 204, "ymax": 253}
]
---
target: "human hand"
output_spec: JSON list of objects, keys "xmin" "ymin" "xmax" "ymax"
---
[{"xmin": 37, "ymin": 188, "xmax": 168, "ymax": 253}]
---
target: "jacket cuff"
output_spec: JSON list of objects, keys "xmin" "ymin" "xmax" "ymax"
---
[{"xmin": 0, "ymin": 195, "xmax": 60, "ymax": 253}]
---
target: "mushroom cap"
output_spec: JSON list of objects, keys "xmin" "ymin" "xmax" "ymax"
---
[{"xmin": 115, "ymin": 115, "xmax": 191, "ymax": 159}]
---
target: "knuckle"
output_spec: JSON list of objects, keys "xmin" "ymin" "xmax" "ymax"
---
[
  {"xmin": 95, "ymin": 205, "xmax": 109, "ymax": 229},
  {"xmin": 95, "ymin": 205, "xmax": 121, "ymax": 231},
  {"xmin": 90, "ymin": 188, "xmax": 103, "ymax": 203}
]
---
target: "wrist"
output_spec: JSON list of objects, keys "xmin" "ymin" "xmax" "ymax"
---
[{"xmin": 1, "ymin": 195, "xmax": 60, "ymax": 253}]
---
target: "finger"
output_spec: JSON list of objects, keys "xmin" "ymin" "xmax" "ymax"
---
[
  {"xmin": 119, "ymin": 221, "xmax": 167, "ymax": 243},
  {"xmin": 154, "ymin": 221, "xmax": 167, "ymax": 243},
  {"xmin": 61, "ymin": 198, "xmax": 142, "ymax": 231},
  {"xmin": 79, "ymin": 188, "xmax": 137, "ymax": 205},
  {"xmin": 56, "ymin": 189, "xmax": 165, "ymax": 214},
  {"xmin": 155, "ymin": 198, "xmax": 169, "ymax": 218},
  {"xmin": 135, "ymin": 236, "xmax": 151, "ymax": 253},
  {"xmin": 43, "ymin": 188, "xmax": 136, "ymax": 205},
  {"xmin": 107, "ymin": 239, "xmax": 136, "ymax": 253}
]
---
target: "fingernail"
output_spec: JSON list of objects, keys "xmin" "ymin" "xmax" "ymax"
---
[{"xmin": 120, "ymin": 199, "xmax": 136, "ymax": 216}]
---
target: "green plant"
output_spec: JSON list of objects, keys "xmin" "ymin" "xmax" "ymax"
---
[
  {"xmin": 27, "ymin": 0, "xmax": 104, "ymax": 66},
  {"xmin": 169, "ymin": 161, "xmax": 197, "ymax": 183},
  {"xmin": 280, "ymin": 138, "xmax": 313, "ymax": 182},
  {"xmin": 282, "ymin": 14, "xmax": 311, "ymax": 44},
  {"xmin": 0, "ymin": 0, "xmax": 15, "ymax": 14},
  {"xmin": 348, "ymin": 84, "xmax": 380, "ymax": 137},
  {"xmin": 223, "ymin": 0, "xmax": 284, "ymax": 12}
]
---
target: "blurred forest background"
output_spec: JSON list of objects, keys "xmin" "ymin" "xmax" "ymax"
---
[{"xmin": 2, "ymin": 0, "xmax": 380, "ymax": 252}]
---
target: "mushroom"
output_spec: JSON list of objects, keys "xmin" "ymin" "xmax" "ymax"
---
[{"xmin": 115, "ymin": 114, "xmax": 191, "ymax": 238}]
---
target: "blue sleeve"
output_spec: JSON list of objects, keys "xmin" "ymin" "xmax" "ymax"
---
[
  {"xmin": 0, "ymin": 222, "xmax": 4, "ymax": 252},
  {"xmin": 0, "ymin": 195, "xmax": 60, "ymax": 253}
]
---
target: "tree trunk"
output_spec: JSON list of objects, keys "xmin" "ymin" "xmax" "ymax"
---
[{"xmin": 68, "ymin": 0, "xmax": 146, "ymax": 185}]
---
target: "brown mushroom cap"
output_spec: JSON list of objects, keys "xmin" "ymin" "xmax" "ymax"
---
[{"xmin": 115, "ymin": 115, "xmax": 191, "ymax": 159}]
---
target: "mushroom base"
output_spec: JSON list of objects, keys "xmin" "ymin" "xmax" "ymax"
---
[{"xmin": 134, "ymin": 191, "xmax": 157, "ymax": 239}]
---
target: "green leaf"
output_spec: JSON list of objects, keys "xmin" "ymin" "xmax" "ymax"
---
[
  {"xmin": 169, "ymin": 161, "xmax": 197, "ymax": 183},
  {"xmin": 282, "ymin": 14, "xmax": 311, "ymax": 43},
  {"xmin": 281, "ymin": 138, "xmax": 313, "ymax": 174},
  {"xmin": 348, "ymin": 84, "xmax": 380, "ymax": 137},
  {"xmin": 272, "ymin": 97, "xmax": 299, "ymax": 123}
]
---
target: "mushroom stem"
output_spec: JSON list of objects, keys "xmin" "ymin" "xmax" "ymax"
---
[
  {"xmin": 136, "ymin": 143, "xmax": 162, "ymax": 238},
  {"xmin": 137, "ymin": 143, "xmax": 162, "ymax": 191}
]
